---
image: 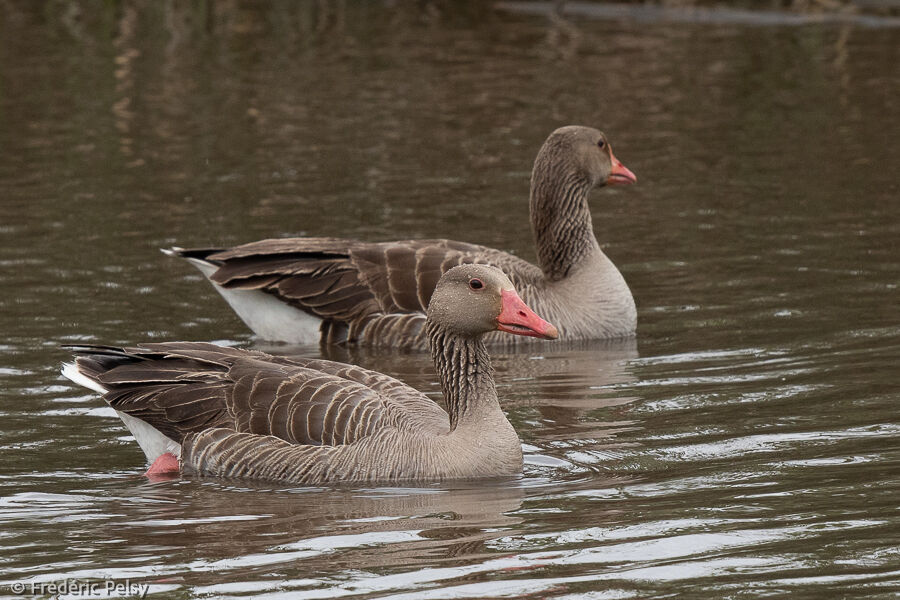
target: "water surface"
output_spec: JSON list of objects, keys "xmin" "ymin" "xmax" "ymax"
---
[{"xmin": 1, "ymin": 3, "xmax": 898, "ymax": 598}]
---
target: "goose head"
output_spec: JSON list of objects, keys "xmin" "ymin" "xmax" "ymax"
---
[
  {"xmin": 539, "ymin": 125, "xmax": 637, "ymax": 188},
  {"xmin": 427, "ymin": 265, "xmax": 559, "ymax": 340}
]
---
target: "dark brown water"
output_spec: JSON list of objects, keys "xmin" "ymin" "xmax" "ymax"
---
[{"xmin": 1, "ymin": 2, "xmax": 898, "ymax": 598}]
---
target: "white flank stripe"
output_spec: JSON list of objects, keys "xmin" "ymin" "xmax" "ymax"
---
[{"xmin": 179, "ymin": 254, "xmax": 323, "ymax": 344}]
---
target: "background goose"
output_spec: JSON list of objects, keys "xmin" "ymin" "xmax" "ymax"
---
[
  {"xmin": 165, "ymin": 125, "xmax": 636, "ymax": 348},
  {"xmin": 61, "ymin": 265, "xmax": 558, "ymax": 484}
]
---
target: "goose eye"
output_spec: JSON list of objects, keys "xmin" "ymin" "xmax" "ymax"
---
[
  {"xmin": 597, "ymin": 139, "xmax": 605, "ymax": 149},
  {"xmin": 469, "ymin": 278, "xmax": 484, "ymax": 290}
]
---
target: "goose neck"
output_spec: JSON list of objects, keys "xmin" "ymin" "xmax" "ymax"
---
[
  {"xmin": 530, "ymin": 163, "xmax": 599, "ymax": 281},
  {"xmin": 427, "ymin": 323, "xmax": 499, "ymax": 432}
]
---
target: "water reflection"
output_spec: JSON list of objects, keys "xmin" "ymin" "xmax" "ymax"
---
[
  {"xmin": 498, "ymin": 1, "xmax": 900, "ymax": 28},
  {"xmin": 1, "ymin": 1, "xmax": 899, "ymax": 598},
  {"xmin": 1, "ymin": 476, "xmax": 526, "ymax": 579}
]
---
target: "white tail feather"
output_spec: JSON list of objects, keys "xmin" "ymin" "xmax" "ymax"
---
[
  {"xmin": 61, "ymin": 362, "xmax": 107, "ymax": 394},
  {"xmin": 61, "ymin": 362, "xmax": 180, "ymax": 462}
]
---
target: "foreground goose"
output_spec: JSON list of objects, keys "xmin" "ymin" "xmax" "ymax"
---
[
  {"xmin": 62, "ymin": 265, "xmax": 558, "ymax": 484},
  {"xmin": 165, "ymin": 126, "xmax": 637, "ymax": 348}
]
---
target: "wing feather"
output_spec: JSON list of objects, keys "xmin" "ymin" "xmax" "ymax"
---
[
  {"xmin": 172, "ymin": 238, "xmax": 542, "ymax": 335},
  {"xmin": 65, "ymin": 343, "xmax": 448, "ymax": 450}
]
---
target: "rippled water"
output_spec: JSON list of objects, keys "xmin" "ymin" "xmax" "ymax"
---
[{"xmin": 1, "ymin": 2, "xmax": 898, "ymax": 598}]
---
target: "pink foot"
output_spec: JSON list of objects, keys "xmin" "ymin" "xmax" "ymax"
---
[{"xmin": 145, "ymin": 452, "xmax": 179, "ymax": 476}]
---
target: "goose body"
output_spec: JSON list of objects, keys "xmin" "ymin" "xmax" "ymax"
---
[
  {"xmin": 166, "ymin": 126, "xmax": 637, "ymax": 349},
  {"xmin": 61, "ymin": 265, "xmax": 558, "ymax": 484}
]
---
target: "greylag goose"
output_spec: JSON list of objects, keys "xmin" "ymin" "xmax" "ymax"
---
[
  {"xmin": 165, "ymin": 125, "xmax": 636, "ymax": 348},
  {"xmin": 61, "ymin": 265, "xmax": 558, "ymax": 484}
]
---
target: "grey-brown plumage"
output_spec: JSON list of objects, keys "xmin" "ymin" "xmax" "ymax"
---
[
  {"xmin": 167, "ymin": 126, "xmax": 637, "ymax": 348},
  {"xmin": 63, "ymin": 265, "xmax": 558, "ymax": 485}
]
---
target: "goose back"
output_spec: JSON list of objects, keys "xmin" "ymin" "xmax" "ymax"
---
[
  {"xmin": 67, "ymin": 342, "xmax": 448, "ymax": 447},
  {"xmin": 177, "ymin": 238, "xmax": 542, "ymax": 348}
]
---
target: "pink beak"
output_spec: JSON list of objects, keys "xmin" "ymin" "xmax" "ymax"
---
[
  {"xmin": 497, "ymin": 289, "xmax": 559, "ymax": 340},
  {"xmin": 606, "ymin": 150, "xmax": 637, "ymax": 185}
]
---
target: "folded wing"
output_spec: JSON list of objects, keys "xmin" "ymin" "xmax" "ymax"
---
[
  {"xmin": 67, "ymin": 342, "xmax": 448, "ymax": 449},
  {"xmin": 185, "ymin": 237, "xmax": 541, "ymax": 323}
]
